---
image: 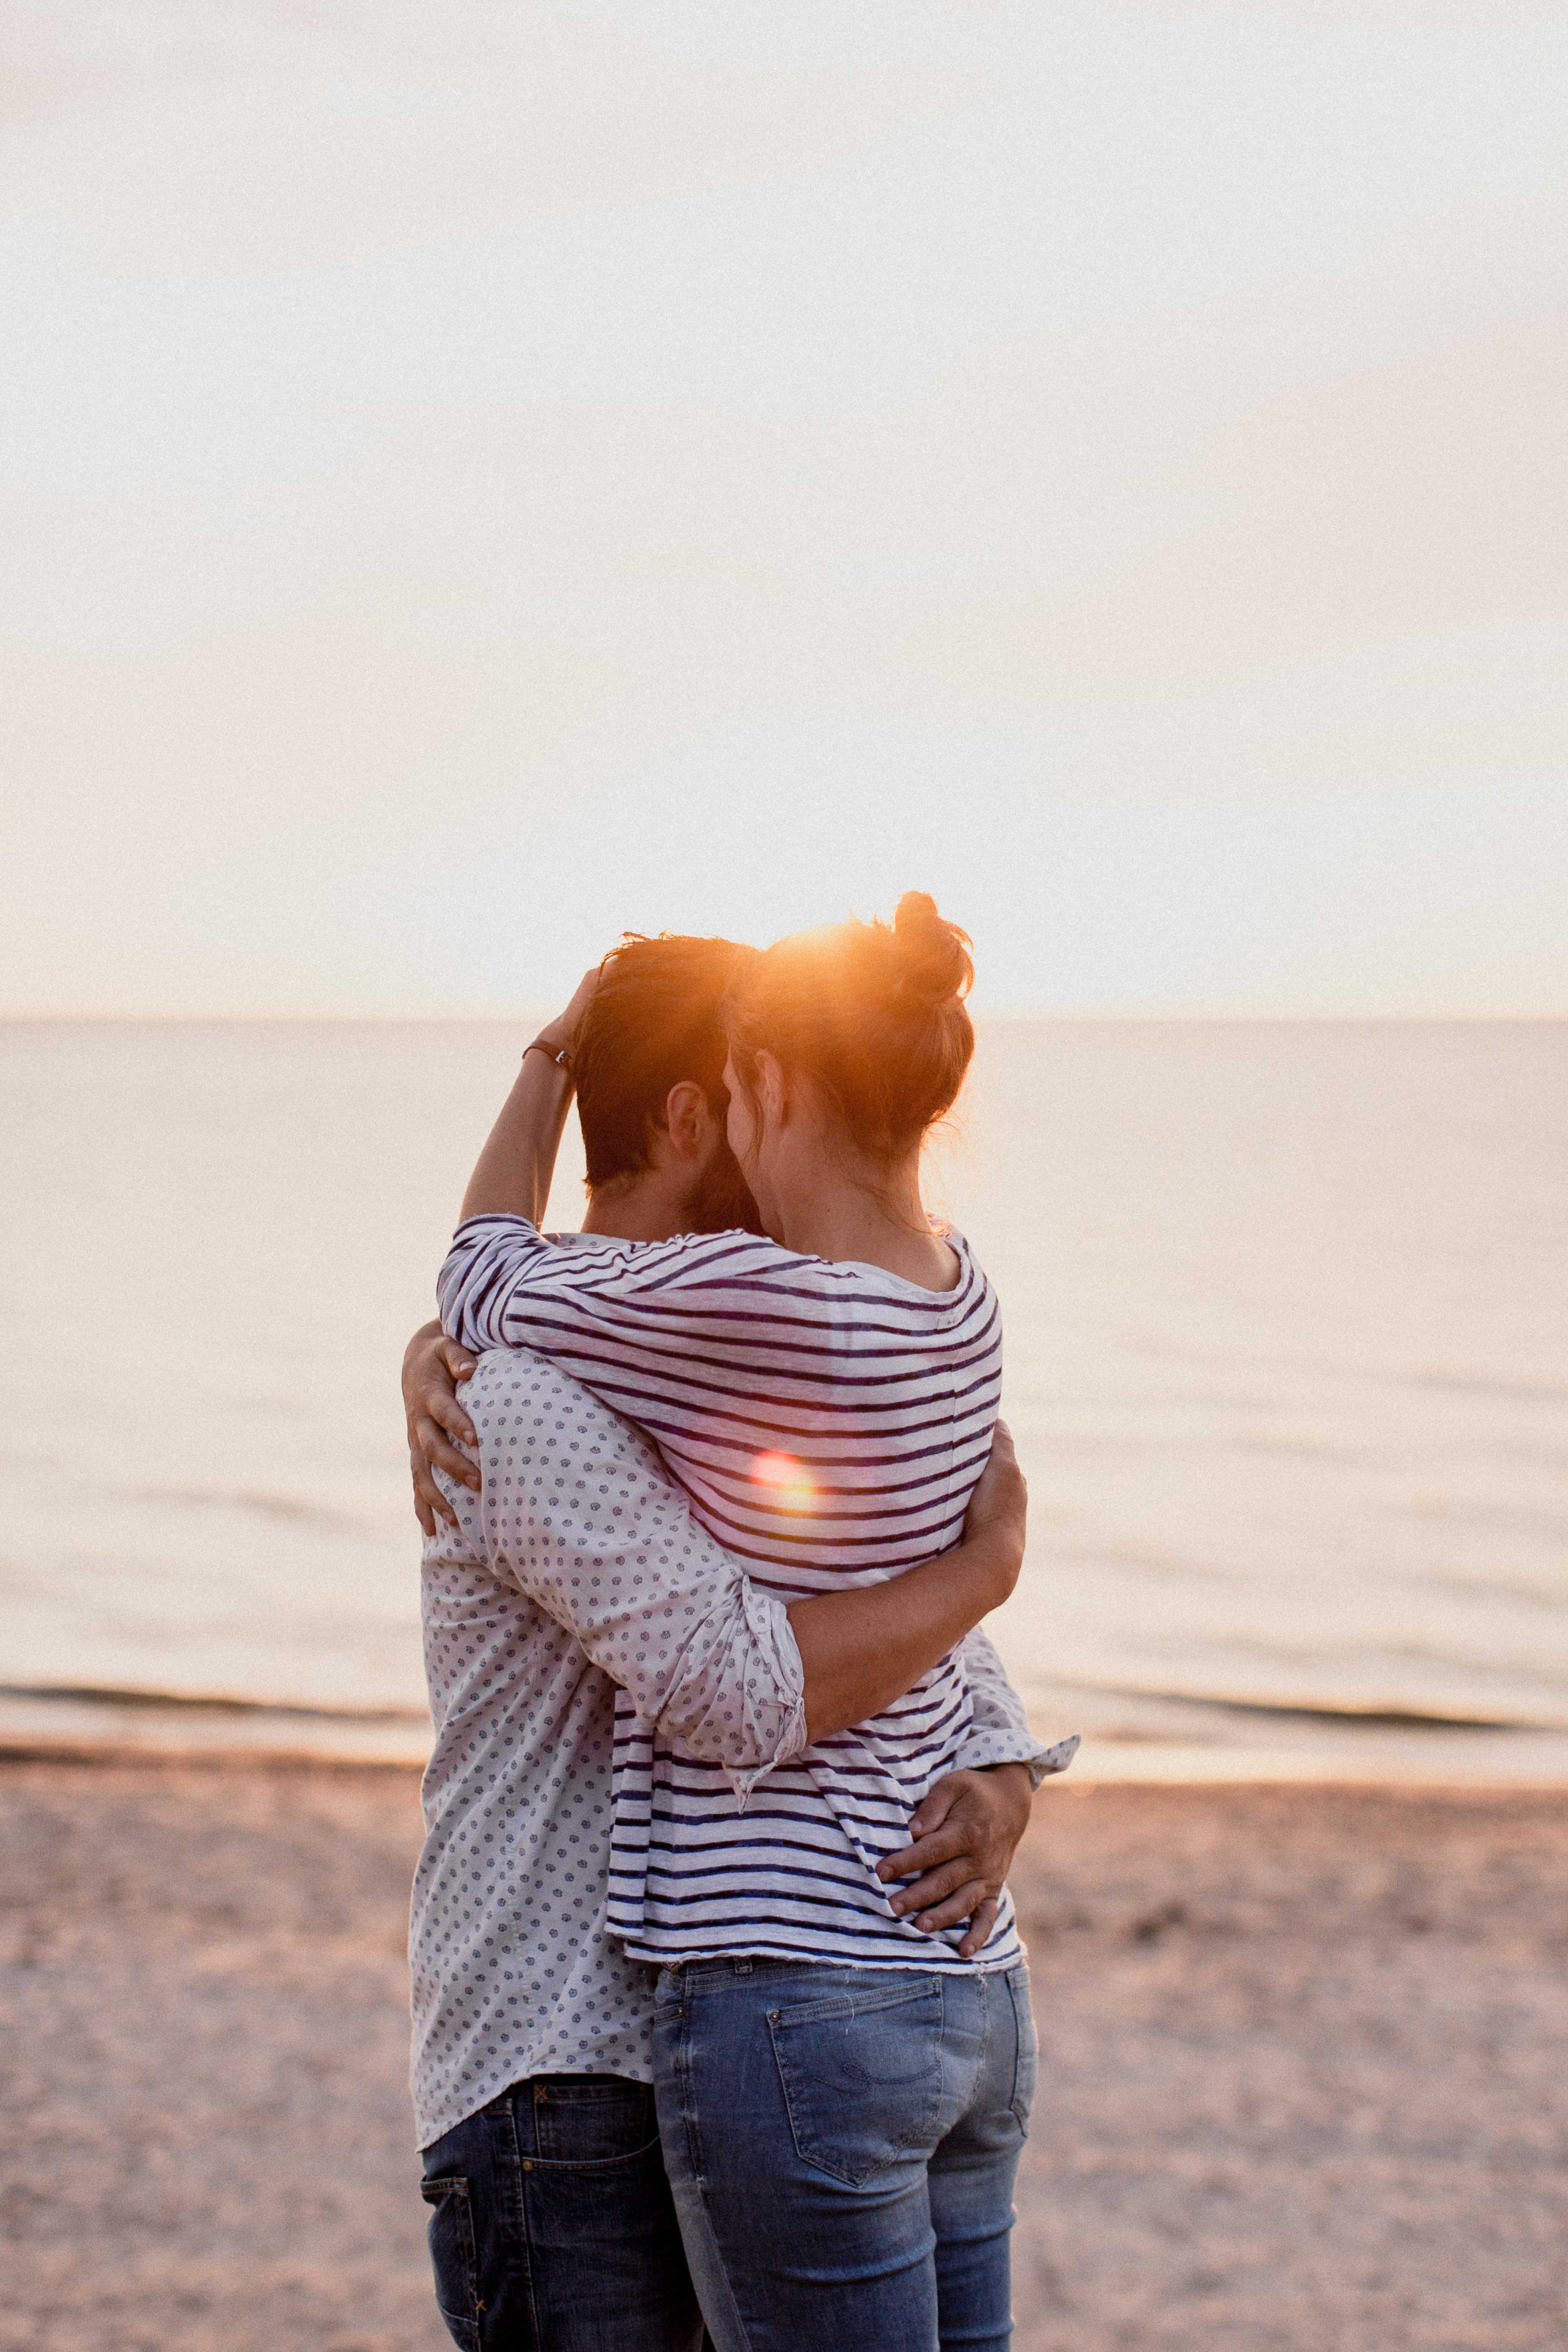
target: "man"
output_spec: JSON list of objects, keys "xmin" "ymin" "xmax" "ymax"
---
[{"xmin": 402, "ymin": 934, "xmax": 1062, "ymax": 2351}]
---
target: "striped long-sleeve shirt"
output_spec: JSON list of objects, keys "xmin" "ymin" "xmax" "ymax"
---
[{"xmin": 438, "ymin": 1214, "xmax": 1060, "ymax": 1974}]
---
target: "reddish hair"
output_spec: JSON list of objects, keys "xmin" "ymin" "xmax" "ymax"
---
[
  {"xmin": 724, "ymin": 892, "xmax": 974, "ymax": 1160},
  {"xmin": 575, "ymin": 933, "xmax": 745, "ymax": 1188}
]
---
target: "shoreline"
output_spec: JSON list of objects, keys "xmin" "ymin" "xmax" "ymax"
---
[
  {"xmin": 5, "ymin": 1693, "xmax": 1567, "ymax": 1787},
  {"xmin": 0, "ymin": 1686, "xmax": 436, "ymax": 1770}
]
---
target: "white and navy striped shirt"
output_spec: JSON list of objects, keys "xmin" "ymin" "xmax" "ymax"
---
[{"xmin": 439, "ymin": 1215, "xmax": 1060, "ymax": 1975}]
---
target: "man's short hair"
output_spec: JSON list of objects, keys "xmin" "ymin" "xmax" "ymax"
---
[{"xmin": 574, "ymin": 933, "xmax": 745, "ymax": 1190}]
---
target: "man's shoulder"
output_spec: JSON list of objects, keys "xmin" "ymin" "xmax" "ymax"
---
[
  {"xmin": 460, "ymin": 1344, "xmax": 605, "ymax": 1414},
  {"xmin": 458, "ymin": 1347, "xmax": 666, "ymax": 1476}
]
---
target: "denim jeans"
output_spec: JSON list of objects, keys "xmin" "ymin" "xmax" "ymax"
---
[
  {"xmin": 420, "ymin": 2073, "xmax": 709, "ymax": 2352},
  {"xmin": 652, "ymin": 1959, "xmax": 1037, "ymax": 2352}
]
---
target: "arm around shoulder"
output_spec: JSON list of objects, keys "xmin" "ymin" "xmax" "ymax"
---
[{"xmin": 450, "ymin": 1355, "xmax": 807, "ymax": 1786}]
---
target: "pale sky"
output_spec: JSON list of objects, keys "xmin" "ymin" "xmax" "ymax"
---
[{"xmin": 3, "ymin": 0, "xmax": 1565, "ymax": 1015}]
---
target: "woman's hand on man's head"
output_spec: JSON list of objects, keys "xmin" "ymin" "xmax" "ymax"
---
[
  {"xmin": 403, "ymin": 1321, "xmax": 479, "ymax": 1536},
  {"xmin": 536, "ymin": 964, "xmax": 604, "ymax": 1062}
]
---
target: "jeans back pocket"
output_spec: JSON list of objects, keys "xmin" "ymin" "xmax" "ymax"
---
[
  {"xmin": 767, "ymin": 1976, "xmax": 944, "ymax": 2187},
  {"xmin": 419, "ymin": 2174, "xmax": 480, "ymax": 2350}
]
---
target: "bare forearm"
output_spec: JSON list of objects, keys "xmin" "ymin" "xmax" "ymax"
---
[
  {"xmin": 460, "ymin": 1053, "xmax": 575, "ymax": 1224},
  {"xmin": 788, "ymin": 1534, "xmax": 1016, "ymax": 1745}
]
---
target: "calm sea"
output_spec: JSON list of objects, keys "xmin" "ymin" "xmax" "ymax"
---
[{"xmin": 2, "ymin": 1018, "xmax": 1565, "ymax": 1780}]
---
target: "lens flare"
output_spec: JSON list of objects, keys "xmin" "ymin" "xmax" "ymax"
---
[{"xmin": 751, "ymin": 1450, "xmax": 815, "ymax": 1509}]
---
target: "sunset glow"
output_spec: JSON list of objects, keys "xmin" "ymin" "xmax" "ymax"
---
[
  {"xmin": 751, "ymin": 1452, "xmax": 817, "ymax": 1510},
  {"xmin": 3, "ymin": 6, "xmax": 1564, "ymax": 1020}
]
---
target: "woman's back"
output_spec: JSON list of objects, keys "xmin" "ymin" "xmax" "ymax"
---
[
  {"xmin": 442, "ymin": 1217, "xmax": 996, "ymax": 1587},
  {"xmin": 437, "ymin": 1213, "xmax": 1020, "ymax": 1972}
]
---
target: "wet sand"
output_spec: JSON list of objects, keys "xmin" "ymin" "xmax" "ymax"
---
[{"xmin": 2, "ymin": 1761, "xmax": 1565, "ymax": 2352}]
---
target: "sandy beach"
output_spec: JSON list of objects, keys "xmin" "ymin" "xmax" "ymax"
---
[{"xmin": 2, "ymin": 1760, "xmax": 1565, "ymax": 2352}]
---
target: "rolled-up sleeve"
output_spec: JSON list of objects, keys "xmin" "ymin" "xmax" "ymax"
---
[
  {"xmin": 954, "ymin": 1627, "xmax": 1078, "ymax": 1788},
  {"xmin": 442, "ymin": 1350, "xmax": 806, "ymax": 1795}
]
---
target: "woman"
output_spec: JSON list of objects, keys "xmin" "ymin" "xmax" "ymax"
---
[{"xmin": 437, "ymin": 894, "xmax": 1053, "ymax": 2352}]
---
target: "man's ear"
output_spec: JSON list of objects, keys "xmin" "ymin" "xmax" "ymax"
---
[{"xmin": 662, "ymin": 1080, "xmax": 712, "ymax": 1163}]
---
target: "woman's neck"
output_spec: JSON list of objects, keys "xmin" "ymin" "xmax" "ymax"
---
[{"xmin": 767, "ymin": 1156, "xmax": 960, "ymax": 1292}]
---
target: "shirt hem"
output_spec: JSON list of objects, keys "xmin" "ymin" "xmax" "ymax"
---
[{"xmin": 619, "ymin": 1932, "xmax": 1024, "ymax": 1977}]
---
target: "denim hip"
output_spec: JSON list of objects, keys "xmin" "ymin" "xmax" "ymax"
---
[
  {"xmin": 652, "ymin": 1957, "xmax": 1037, "ymax": 2352},
  {"xmin": 419, "ymin": 2072, "xmax": 706, "ymax": 2352}
]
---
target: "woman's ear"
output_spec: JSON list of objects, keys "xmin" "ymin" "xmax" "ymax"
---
[{"xmin": 754, "ymin": 1050, "xmax": 788, "ymax": 1129}]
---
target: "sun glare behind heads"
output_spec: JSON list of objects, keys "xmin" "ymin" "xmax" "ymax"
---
[{"xmin": 751, "ymin": 1451, "xmax": 816, "ymax": 1510}]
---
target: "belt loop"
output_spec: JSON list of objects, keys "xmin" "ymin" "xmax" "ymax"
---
[{"xmin": 733, "ymin": 1957, "xmax": 753, "ymax": 1976}]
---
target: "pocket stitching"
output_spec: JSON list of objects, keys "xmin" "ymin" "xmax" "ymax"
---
[
  {"xmin": 419, "ymin": 2174, "xmax": 480, "ymax": 2340},
  {"xmin": 516, "ymin": 2130, "xmax": 666, "ymax": 2176},
  {"xmin": 767, "ymin": 1984, "xmax": 944, "ymax": 2187},
  {"xmin": 532, "ymin": 2081, "xmax": 659, "ymax": 2168},
  {"xmin": 766, "ymin": 1975, "xmax": 942, "ymax": 2032}
]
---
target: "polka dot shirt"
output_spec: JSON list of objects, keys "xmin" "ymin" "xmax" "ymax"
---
[{"xmin": 410, "ymin": 1345, "xmax": 806, "ymax": 2148}]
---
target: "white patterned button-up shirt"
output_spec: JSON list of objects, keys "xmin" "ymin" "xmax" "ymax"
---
[{"xmin": 411, "ymin": 1277, "xmax": 1052, "ymax": 2149}]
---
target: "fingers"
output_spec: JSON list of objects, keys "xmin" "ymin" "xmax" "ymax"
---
[
  {"xmin": 903, "ymin": 1774, "xmax": 965, "ymax": 1846},
  {"xmin": 437, "ymin": 1338, "xmax": 477, "ymax": 1388},
  {"xmin": 404, "ymin": 1326, "xmax": 479, "ymax": 1536},
  {"xmin": 959, "ymin": 1899, "xmax": 1000, "ymax": 1960},
  {"xmin": 410, "ymin": 1445, "xmax": 458, "ymax": 1533},
  {"xmin": 964, "ymin": 1426, "xmax": 1027, "ymax": 1540},
  {"xmin": 909, "ymin": 1878, "xmax": 990, "ymax": 1934},
  {"xmin": 889, "ymin": 1854, "xmax": 993, "ymax": 1918},
  {"xmin": 415, "ymin": 1415, "xmax": 480, "ymax": 1493},
  {"xmin": 401, "ymin": 1319, "xmax": 443, "ymax": 1378},
  {"xmin": 875, "ymin": 1770, "xmax": 983, "ymax": 1880},
  {"xmin": 876, "ymin": 1820, "xmax": 967, "ymax": 1884},
  {"xmin": 427, "ymin": 1388, "xmax": 480, "ymax": 1463},
  {"xmin": 974, "ymin": 1423, "xmax": 1017, "ymax": 1486},
  {"xmin": 556, "ymin": 965, "xmax": 603, "ymax": 1043}
]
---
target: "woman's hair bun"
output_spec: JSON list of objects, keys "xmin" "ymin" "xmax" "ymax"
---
[
  {"xmin": 724, "ymin": 892, "xmax": 977, "ymax": 1156},
  {"xmin": 890, "ymin": 892, "xmax": 973, "ymax": 1009}
]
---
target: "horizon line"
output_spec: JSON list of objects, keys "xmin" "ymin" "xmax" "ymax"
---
[{"xmin": 3, "ymin": 1005, "xmax": 1565, "ymax": 1027}]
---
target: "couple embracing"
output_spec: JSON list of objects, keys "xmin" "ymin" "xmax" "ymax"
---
[{"xmin": 401, "ymin": 894, "xmax": 1075, "ymax": 2352}]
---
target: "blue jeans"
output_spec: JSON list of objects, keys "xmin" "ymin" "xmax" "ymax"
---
[
  {"xmin": 420, "ymin": 2074, "xmax": 709, "ymax": 2352},
  {"xmin": 652, "ymin": 1960, "xmax": 1037, "ymax": 2352}
]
